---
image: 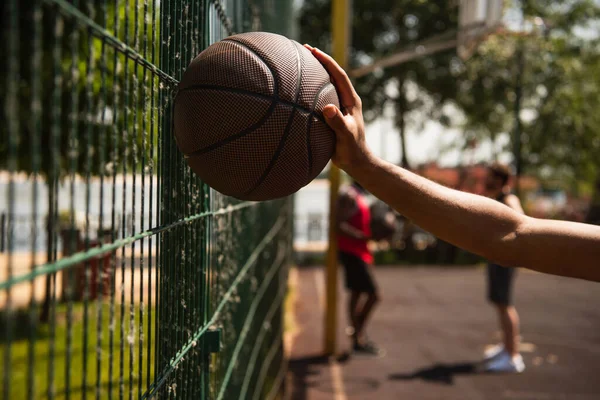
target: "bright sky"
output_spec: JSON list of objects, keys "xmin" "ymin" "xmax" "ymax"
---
[{"xmin": 363, "ymin": 100, "xmax": 514, "ymax": 168}]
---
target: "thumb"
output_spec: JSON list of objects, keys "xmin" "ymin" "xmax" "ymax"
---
[{"xmin": 322, "ymin": 105, "xmax": 348, "ymax": 132}]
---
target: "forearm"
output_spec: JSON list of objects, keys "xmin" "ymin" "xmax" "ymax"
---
[
  {"xmin": 346, "ymin": 154, "xmax": 600, "ymax": 281},
  {"xmin": 346, "ymin": 154, "xmax": 524, "ymax": 266},
  {"xmin": 516, "ymin": 218, "xmax": 600, "ymax": 281}
]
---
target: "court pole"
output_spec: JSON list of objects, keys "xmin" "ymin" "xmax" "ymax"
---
[{"xmin": 324, "ymin": 0, "xmax": 351, "ymax": 356}]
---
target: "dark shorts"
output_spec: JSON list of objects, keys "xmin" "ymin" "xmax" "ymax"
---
[
  {"xmin": 339, "ymin": 251, "xmax": 377, "ymax": 294},
  {"xmin": 487, "ymin": 263, "xmax": 516, "ymax": 306}
]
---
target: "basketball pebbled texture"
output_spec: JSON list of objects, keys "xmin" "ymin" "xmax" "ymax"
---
[{"xmin": 173, "ymin": 32, "xmax": 339, "ymax": 201}]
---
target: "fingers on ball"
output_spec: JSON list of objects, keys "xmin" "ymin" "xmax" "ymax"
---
[{"xmin": 306, "ymin": 47, "xmax": 362, "ymax": 111}]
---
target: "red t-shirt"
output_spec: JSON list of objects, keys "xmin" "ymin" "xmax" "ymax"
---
[{"xmin": 337, "ymin": 187, "xmax": 373, "ymax": 264}]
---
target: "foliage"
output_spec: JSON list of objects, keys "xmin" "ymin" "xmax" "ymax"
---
[
  {"xmin": 456, "ymin": 1, "xmax": 600, "ymax": 193},
  {"xmin": 300, "ymin": 0, "xmax": 460, "ymax": 167},
  {"xmin": 0, "ymin": 1, "xmax": 157, "ymax": 181},
  {"xmin": 300, "ymin": 0, "xmax": 600, "ymax": 194}
]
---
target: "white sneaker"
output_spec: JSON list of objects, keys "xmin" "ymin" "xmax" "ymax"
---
[
  {"xmin": 485, "ymin": 351, "xmax": 525, "ymax": 373},
  {"xmin": 484, "ymin": 344, "xmax": 504, "ymax": 361}
]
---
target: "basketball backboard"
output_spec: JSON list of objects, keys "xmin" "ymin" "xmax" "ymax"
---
[
  {"xmin": 348, "ymin": 0, "xmax": 505, "ymax": 78},
  {"xmin": 458, "ymin": 0, "xmax": 504, "ymax": 60}
]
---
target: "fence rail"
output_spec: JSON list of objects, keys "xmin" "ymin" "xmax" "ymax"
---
[{"xmin": 0, "ymin": 0, "xmax": 295, "ymax": 399}]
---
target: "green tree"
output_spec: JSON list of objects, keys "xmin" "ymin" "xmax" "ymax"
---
[
  {"xmin": 300, "ymin": 0, "xmax": 600, "ymax": 193},
  {"xmin": 0, "ymin": 1, "xmax": 157, "ymax": 320},
  {"xmin": 300, "ymin": 0, "xmax": 459, "ymax": 168},
  {"xmin": 454, "ymin": 1, "xmax": 600, "ymax": 200}
]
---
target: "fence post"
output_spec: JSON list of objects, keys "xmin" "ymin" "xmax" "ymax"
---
[{"xmin": 324, "ymin": 0, "xmax": 352, "ymax": 357}]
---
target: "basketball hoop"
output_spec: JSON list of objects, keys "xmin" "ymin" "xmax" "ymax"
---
[
  {"xmin": 458, "ymin": 0, "xmax": 504, "ymax": 60},
  {"xmin": 347, "ymin": 0, "xmax": 505, "ymax": 78}
]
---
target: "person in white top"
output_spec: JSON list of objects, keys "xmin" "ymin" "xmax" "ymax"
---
[{"xmin": 481, "ymin": 163, "xmax": 525, "ymax": 373}]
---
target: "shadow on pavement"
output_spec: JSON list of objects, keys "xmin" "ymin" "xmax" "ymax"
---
[
  {"xmin": 287, "ymin": 353, "xmax": 351, "ymax": 400},
  {"xmin": 388, "ymin": 361, "xmax": 481, "ymax": 385}
]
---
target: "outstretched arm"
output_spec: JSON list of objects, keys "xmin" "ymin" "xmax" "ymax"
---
[
  {"xmin": 306, "ymin": 44, "xmax": 600, "ymax": 282},
  {"xmin": 348, "ymin": 155, "xmax": 600, "ymax": 280}
]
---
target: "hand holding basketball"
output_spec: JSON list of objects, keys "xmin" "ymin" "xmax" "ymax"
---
[
  {"xmin": 174, "ymin": 33, "xmax": 340, "ymax": 201},
  {"xmin": 303, "ymin": 45, "xmax": 372, "ymax": 172}
]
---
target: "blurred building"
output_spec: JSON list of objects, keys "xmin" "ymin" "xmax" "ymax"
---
[{"xmin": 414, "ymin": 162, "xmax": 539, "ymax": 195}]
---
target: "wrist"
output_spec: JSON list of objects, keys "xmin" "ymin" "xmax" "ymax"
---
[{"xmin": 344, "ymin": 149, "xmax": 377, "ymax": 179}]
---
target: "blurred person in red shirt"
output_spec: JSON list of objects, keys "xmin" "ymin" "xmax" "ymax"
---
[{"xmin": 337, "ymin": 180, "xmax": 383, "ymax": 356}]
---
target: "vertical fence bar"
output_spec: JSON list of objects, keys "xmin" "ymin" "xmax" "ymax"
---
[
  {"xmin": 158, "ymin": 0, "xmax": 172, "ymax": 396},
  {"xmin": 180, "ymin": 0, "xmax": 189, "ymax": 394},
  {"xmin": 149, "ymin": 0, "xmax": 159, "ymax": 391},
  {"xmin": 95, "ymin": 1, "xmax": 109, "ymax": 398},
  {"xmin": 46, "ymin": 7, "xmax": 65, "ymax": 399},
  {"xmin": 182, "ymin": 0, "xmax": 192, "ymax": 393},
  {"xmin": 82, "ymin": 3, "xmax": 97, "ymax": 397},
  {"xmin": 175, "ymin": 0, "xmax": 185, "ymax": 396},
  {"xmin": 152, "ymin": 0, "xmax": 161, "ymax": 390},
  {"xmin": 189, "ymin": 2, "xmax": 200, "ymax": 396},
  {"xmin": 202, "ymin": 3, "xmax": 212, "ymax": 397},
  {"xmin": 2, "ymin": 0, "xmax": 19, "ymax": 398},
  {"xmin": 65, "ymin": 1, "xmax": 83, "ymax": 396},
  {"xmin": 139, "ymin": 0, "xmax": 149, "ymax": 395},
  {"xmin": 108, "ymin": 1, "xmax": 121, "ymax": 397},
  {"xmin": 27, "ymin": 1, "xmax": 43, "ymax": 399},
  {"xmin": 119, "ymin": 0, "xmax": 130, "ymax": 396},
  {"xmin": 129, "ymin": 0, "xmax": 140, "ymax": 397}
]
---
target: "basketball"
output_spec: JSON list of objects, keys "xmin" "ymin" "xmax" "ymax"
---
[{"xmin": 173, "ymin": 32, "xmax": 339, "ymax": 201}]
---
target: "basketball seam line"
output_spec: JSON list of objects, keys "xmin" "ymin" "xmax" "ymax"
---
[
  {"xmin": 176, "ymin": 85, "xmax": 325, "ymax": 122},
  {"xmin": 296, "ymin": 42, "xmax": 313, "ymax": 184},
  {"xmin": 181, "ymin": 37, "xmax": 281, "ymax": 159},
  {"xmin": 292, "ymin": 41, "xmax": 303, "ymax": 104},
  {"xmin": 222, "ymin": 38, "xmax": 279, "ymax": 97},
  {"xmin": 244, "ymin": 108, "xmax": 298, "ymax": 198},
  {"xmin": 306, "ymin": 82, "xmax": 335, "ymax": 183},
  {"xmin": 243, "ymin": 39, "xmax": 304, "ymax": 197},
  {"xmin": 184, "ymin": 100, "xmax": 278, "ymax": 158}
]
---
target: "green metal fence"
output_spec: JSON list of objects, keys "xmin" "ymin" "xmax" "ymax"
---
[{"xmin": 0, "ymin": 0, "xmax": 295, "ymax": 399}]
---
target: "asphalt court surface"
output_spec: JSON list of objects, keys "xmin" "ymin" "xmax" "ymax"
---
[{"xmin": 287, "ymin": 266, "xmax": 600, "ymax": 400}]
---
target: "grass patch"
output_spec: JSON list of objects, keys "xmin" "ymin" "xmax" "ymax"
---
[{"xmin": 0, "ymin": 301, "xmax": 155, "ymax": 399}]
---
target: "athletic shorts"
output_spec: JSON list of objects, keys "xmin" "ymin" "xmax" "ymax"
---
[
  {"xmin": 487, "ymin": 263, "xmax": 516, "ymax": 306},
  {"xmin": 339, "ymin": 251, "xmax": 377, "ymax": 294}
]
